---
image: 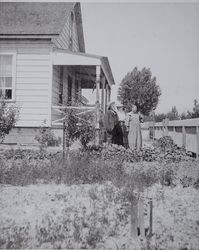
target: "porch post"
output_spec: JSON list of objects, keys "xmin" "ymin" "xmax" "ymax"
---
[
  {"xmin": 101, "ymin": 76, "xmax": 105, "ymax": 114},
  {"xmin": 77, "ymin": 75, "xmax": 81, "ymax": 102},
  {"xmin": 95, "ymin": 65, "xmax": 101, "ymax": 146}
]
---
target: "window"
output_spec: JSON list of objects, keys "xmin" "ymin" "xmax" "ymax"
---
[
  {"xmin": 0, "ymin": 53, "xmax": 16, "ymax": 101},
  {"xmin": 69, "ymin": 12, "xmax": 74, "ymax": 50}
]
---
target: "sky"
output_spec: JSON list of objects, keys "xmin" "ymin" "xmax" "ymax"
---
[{"xmin": 81, "ymin": 2, "xmax": 199, "ymax": 114}]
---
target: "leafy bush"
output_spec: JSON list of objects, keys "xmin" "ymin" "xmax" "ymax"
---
[
  {"xmin": 157, "ymin": 136, "xmax": 175, "ymax": 152},
  {"xmin": 87, "ymin": 143, "xmax": 190, "ymax": 164},
  {"xmin": 0, "ymin": 99, "xmax": 19, "ymax": 143},
  {"xmin": 0, "ymin": 148, "xmax": 54, "ymax": 160},
  {"xmin": 77, "ymin": 121, "xmax": 95, "ymax": 149},
  {"xmin": 63, "ymin": 109, "xmax": 96, "ymax": 149},
  {"xmin": 35, "ymin": 122, "xmax": 60, "ymax": 152}
]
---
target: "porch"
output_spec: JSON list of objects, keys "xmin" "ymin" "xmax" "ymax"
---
[{"xmin": 51, "ymin": 48, "xmax": 115, "ymax": 145}]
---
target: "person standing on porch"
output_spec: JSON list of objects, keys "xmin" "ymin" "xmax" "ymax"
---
[
  {"xmin": 105, "ymin": 102, "xmax": 119, "ymax": 144},
  {"xmin": 125, "ymin": 104, "xmax": 142, "ymax": 150}
]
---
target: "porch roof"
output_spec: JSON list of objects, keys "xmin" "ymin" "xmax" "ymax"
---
[{"xmin": 52, "ymin": 48, "xmax": 115, "ymax": 87}]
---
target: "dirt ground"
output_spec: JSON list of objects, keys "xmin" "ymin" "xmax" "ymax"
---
[{"xmin": 0, "ymin": 183, "xmax": 199, "ymax": 249}]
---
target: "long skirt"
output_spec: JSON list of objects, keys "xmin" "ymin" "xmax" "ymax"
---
[
  {"xmin": 112, "ymin": 123, "xmax": 124, "ymax": 146},
  {"xmin": 128, "ymin": 123, "xmax": 142, "ymax": 150}
]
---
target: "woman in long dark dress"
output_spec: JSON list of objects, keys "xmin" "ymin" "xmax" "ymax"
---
[
  {"xmin": 117, "ymin": 105, "xmax": 129, "ymax": 148},
  {"xmin": 112, "ymin": 120, "xmax": 124, "ymax": 146},
  {"xmin": 112, "ymin": 104, "xmax": 127, "ymax": 147},
  {"xmin": 105, "ymin": 102, "xmax": 119, "ymax": 144}
]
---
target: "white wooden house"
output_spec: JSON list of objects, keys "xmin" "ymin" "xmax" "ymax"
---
[{"xmin": 0, "ymin": 2, "xmax": 115, "ymax": 145}]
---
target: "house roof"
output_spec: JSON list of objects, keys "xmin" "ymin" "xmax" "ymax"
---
[{"xmin": 0, "ymin": 2, "xmax": 75, "ymax": 35}]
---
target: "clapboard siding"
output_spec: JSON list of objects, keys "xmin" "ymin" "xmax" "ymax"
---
[
  {"xmin": 17, "ymin": 54, "xmax": 50, "ymax": 60},
  {"xmin": 53, "ymin": 11, "xmax": 79, "ymax": 52},
  {"xmin": 16, "ymin": 84, "xmax": 48, "ymax": 90},
  {"xmin": 16, "ymin": 78, "xmax": 49, "ymax": 84},
  {"xmin": 73, "ymin": 20, "xmax": 79, "ymax": 52},
  {"xmin": 20, "ymin": 107, "xmax": 48, "ymax": 114},
  {"xmin": 17, "ymin": 102, "xmax": 49, "ymax": 108},
  {"xmin": 17, "ymin": 72, "xmax": 49, "ymax": 78},
  {"xmin": 16, "ymin": 121, "xmax": 48, "ymax": 127},
  {"xmin": 17, "ymin": 60, "xmax": 49, "ymax": 66},
  {"xmin": 16, "ymin": 95, "xmax": 48, "ymax": 102},
  {"xmin": 0, "ymin": 41, "xmax": 51, "ymax": 127},
  {"xmin": 16, "ymin": 89, "xmax": 48, "ymax": 96},
  {"xmin": 15, "ymin": 51, "xmax": 50, "ymax": 128},
  {"xmin": 17, "ymin": 66, "xmax": 50, "ymax": 72}
]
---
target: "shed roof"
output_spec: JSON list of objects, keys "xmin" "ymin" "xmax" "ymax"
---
[{"xmin": 0, "ymin": 2, "xmax": 75, "ymax": 35}]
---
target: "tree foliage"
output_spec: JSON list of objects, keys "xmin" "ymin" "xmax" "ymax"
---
[
  {"xmin": 0, "ymin": 100, "xmax": 19, "ymax": 143},
  {"xmin": 166, "ymin": 106, "xmax": 179, "ymax": 121},
  {"xmin": 118, "ymin": 67, "xmax": 161, "ymax": 115},
  {"xmin": 146, "ymin": 99, "xmax": 199, "ymax": 122},
  {"xmin": 189, "ymin": 99, "xmax": 199, "ymax": 118}
]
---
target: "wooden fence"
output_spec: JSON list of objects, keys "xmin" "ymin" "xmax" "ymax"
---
[{"xmin": 143, "ymin": 118, "xmax": 199, "ymax": 158}]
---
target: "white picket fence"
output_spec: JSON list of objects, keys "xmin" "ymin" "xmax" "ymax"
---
[{"xmin": 142, "ymin": 118, "xmax": 199, "ymax": 157}]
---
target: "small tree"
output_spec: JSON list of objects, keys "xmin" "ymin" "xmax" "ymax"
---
[
  {"xmin": 76, "ymin": 112, "xmax": 96, "ymax": 149},
  {"xmin": 166, "ymin": 106, "xmax": 179, "ymax": 121},
  {"xmin": 192, "ymin": 99, "xmax": 199, "ymax": 118},
  {"xmin": 64, "ymin": 108, "xmax": 96, "ymax": 150},
  {"xmin": 0, "ymin": 100, "xmax": 19, "ymax": 143},
  {"xmin": 180, "ymin": 99, "xmax": 199, "ymax": 120},
  {"xmin": 154, "ymin": 113, "xmax": 166, "ymax": 122},
  {"xmin": 118, "ymin": 67, "xmax": 161, "ymax": 115}
]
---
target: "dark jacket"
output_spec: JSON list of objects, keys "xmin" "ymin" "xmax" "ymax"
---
[{"xmin": 105, "ymin": 109, "xmax": 118, "ymax": 133}]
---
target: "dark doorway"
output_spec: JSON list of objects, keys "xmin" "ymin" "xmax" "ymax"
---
[{"xmin": 68, "ymin": 75, "xmax": 72, "ymax": 104}]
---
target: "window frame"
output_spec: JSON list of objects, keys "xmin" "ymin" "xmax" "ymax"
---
[{"xmin": 0, "ymin": 52, "xmax": 16, "ymax": 102}]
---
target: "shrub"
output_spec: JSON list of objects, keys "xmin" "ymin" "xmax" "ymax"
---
[
  {"xmin": 0, "ymin": 99, "xmax": 19, "ymax": 143},
  {"xmin": 63, "ymin": 109, "xmax": 96, "ymax": 149},
  {"xmin": 35, "ymin": 122, "xmax": 60, "ymax": 152},
  {"xmin": 87, "ymin": 143, "xmax": 190, "ymax": 164},
  {"xmin": 157, "ymin": 136, "xmax": 175, "ymax": 152}
]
